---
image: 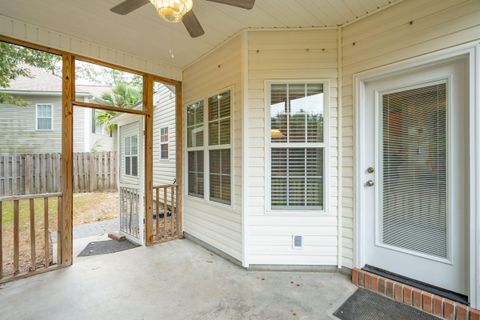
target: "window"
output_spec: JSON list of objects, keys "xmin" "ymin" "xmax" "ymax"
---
[
  {"xmin": 187, "ymin": 101, "xmax": 204, "ymax": 198},
  {"xmin": 269, "ymin": 82, "xmax": 325, "ymax": 211},
  {"xmin": 160, "ymin": 127, "xmax": 169, "ymax": 159},
  {"xmin": 125, "ymin": 135, "xmax": 138, "ymax": 177},
  {"xmin": 208, "ymin": 91, "xmax": 231, "ymax": 205},
  {"xmin": 36, "ymin": 104, "xmax": 53, "ymax": 130},
  {"xmin": 186, "ymin": 90, "xmax": 232, "ymax": 205}
]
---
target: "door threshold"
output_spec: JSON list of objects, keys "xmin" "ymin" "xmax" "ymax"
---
[{"xmin": 362, "ymin": 265, "xmax": 468, "ymax": 305}]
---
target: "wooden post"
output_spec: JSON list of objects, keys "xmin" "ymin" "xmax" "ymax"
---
[
  {"xmin": 60, "ymin": 54, "xmax": 74, "ymax": 266},
  {"xmin": 144, "ymin": 75, "xmax": 154, "ymax": 245},
  {"xmin": 43, "ymin": 197, "xmax": 49, "ymax": 267},
  {"xmin": 29, "ymin": 198, "xmax": 36, "ymax": 270},
  {"xmin": 13, "ymin": 200, "xmax": 19, "ymax": 274},
  {"xmin": 175, "ymin": 82, "xmax": 183, "ymax": 238}
]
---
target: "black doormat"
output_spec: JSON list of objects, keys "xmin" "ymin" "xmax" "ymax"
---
[
  {"xmin": 334, "ymin": 289, "xmax": 438, "ymax": 320},
  {"xmin": 78, "ymin": 240, "xmax": 140, "ymax": 257}
]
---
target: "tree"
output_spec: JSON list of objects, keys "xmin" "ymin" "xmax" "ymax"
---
[
  {"xmin": 94, "ymin": 82, "xmax": 143, "ymax": 133},
  {"xmin": 0, "ymin": 42, "xmax": 60, "ymax": 106}
]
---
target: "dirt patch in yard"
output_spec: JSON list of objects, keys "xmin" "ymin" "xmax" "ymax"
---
[{"xmin": 1, "ymin": 192, "xmax": 118, "ymax": 277}]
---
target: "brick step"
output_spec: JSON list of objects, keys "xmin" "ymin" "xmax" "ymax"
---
[{"xmin": 352, "ymin": 268, "xmax": 480, "ymax": 320}]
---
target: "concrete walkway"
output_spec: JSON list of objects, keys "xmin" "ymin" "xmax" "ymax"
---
[{"xmin": 0, "ymin": 239, "xmax": 355, "ymax": 320}]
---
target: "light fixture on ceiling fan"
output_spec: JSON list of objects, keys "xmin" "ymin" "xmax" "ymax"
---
[{"xmin": 110, "ymin": 0, "xmax": 256, "ymax": 38}]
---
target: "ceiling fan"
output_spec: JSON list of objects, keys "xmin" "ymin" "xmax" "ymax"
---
[{"xmin": 110, "ymin": 0, "xmax": 255, "ymax": 38}]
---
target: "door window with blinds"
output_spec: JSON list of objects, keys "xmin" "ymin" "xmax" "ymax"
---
[
  {"xmin": 380, "ymin": 82, "xmax": 448, "ymax": 258},
  {"xmin": 186, "ymin": 89, "xmax": 232, "ymax": 205},
  {"xmin": 268, "ymin": 82, "xmax": 326, "ymax": 211}
]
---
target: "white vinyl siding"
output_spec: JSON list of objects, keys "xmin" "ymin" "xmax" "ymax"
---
[
  {"xmin": 247, "ymin": 29, "xmax": 338, "ymax": 266},
  {"xmin": 183, "ymin": 34, "xmax": 243, "ymax": 261},
  {"xmin": 35, "ymin": 103, "xmax": 53, "ymax": 130},
  {"xmin": 341, "ymin": 0, "xmax": 480, "ymax": 269},
  {"xmin": 153, "ymin": 83, "xmax": 176, "ymax": 186}
]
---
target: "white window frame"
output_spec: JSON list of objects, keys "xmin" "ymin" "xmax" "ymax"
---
[
  {"xmin": 35, "ymin": 103, "xmax": 54, "ymax": 131},
  {"xmin": 124, "ymin": 134, "xmax": 139, "ymax": 177},
  {"xmin": 184, "ymin": 86, "xmax": 234, "ymax": 209},
  {"xmin": 265, "ymin": 80, "xmax": 329, "ymax": 215},
  {"xmin": 159, "ymin": 126, "xmax": 169, "ymax": 160}
]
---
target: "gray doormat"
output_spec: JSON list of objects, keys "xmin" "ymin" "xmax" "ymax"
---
[
  {"xmin": 334, "ymin": 289, "xmax": 438, "ymax": 320},
  {"xmin": 78, "ymin": 240, "xmax": 140, "ymax": 257}
]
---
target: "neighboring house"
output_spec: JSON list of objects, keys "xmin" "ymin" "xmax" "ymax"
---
[
  {"xmin": 0, "ymin": 67, "xmax": 114, "ymax": 154},
  {"xmin": 111, "ymin": 82, "xmax": 176, "ymax": 188}
]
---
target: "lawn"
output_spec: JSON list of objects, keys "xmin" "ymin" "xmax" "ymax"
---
[{"xmin": 1, "ymin": 192, "xmax": 118, "ymax": 276}]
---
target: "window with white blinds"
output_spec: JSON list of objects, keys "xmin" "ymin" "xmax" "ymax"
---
[
  {"xmin": 381, "ymin": 83, "xmax": 447, "ymax": 258},
  {"xmin": 186, "ymin": 90, "xmax": 232, "ymax": 205},
  {"xmin": 187, "ymin": 101, "xmax": 204, "ymax": 198},
  {"xmin": 36, "ymin": 104, "xmax": 53, "ymax": 130},
  {"xmin": 269, "ymin": 83, "xmax": 325, "ymax": 211},
  {"xmin": 208, "ymin": 91, "xmax": 231, "ymax": 205}
]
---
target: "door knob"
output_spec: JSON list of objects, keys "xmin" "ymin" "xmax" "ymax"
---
[
  {"xmin": 366, "ymin": 180, "xmax": 375, "ymax": 187},
  {"xmin": 367, "ymin": 167, "xmax": 375, "ymax": 173}
]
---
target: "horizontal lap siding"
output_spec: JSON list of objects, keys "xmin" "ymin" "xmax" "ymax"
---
[
  {"xmin": 182, "ymin": 35, "xmax": 243, "ymax": 261},
  {"xmin": 0, "ymin": 95, "xmax": 86, "ymax": 154},
  {"xmin": 341, "ymin": 0, "xmax": 480, "ymax": 268},
  {"xmin": 153, "ymin": 84, "xmax": 176, "ymax": 186},
  {"xmin": 247, "ymin": 29, "xmax": 339, "ymax": 266}
]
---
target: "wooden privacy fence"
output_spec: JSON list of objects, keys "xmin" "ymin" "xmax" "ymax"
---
[{"xmin": 0, "ymin": 152, "xmax": 117, "ymax": 196}]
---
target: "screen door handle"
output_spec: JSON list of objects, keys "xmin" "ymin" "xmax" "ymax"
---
[{"xmin": 366, "ymin": 180, "xmax": 375, "ymax": 187}]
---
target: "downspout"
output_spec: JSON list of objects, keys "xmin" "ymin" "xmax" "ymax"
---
[{"xmin": 337, "ymin": 26, "xmax": 343, "ymax": 269}]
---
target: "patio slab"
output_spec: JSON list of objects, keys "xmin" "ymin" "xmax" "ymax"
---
[{"xmin": 0, "ymin": 239, "xmax": 355, "ymax": 320}]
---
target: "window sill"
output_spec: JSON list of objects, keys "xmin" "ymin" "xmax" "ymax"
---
[
  {"xmin": 265, "ymin": 210, "xmax": 335, "ymax": 217},
  {"xmin": 185, "ymin": 194, "xmax": 235, "ymax": 211}
]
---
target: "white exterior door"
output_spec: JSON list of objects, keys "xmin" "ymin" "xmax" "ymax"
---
[{"xmin": 363, "ymin": 56, "xmax": 469, "ymax": 295}]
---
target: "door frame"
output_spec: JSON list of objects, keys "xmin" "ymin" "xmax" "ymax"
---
[{"xmin": 354, "ymin": 43, "xmax": 480, "ymax": 307}]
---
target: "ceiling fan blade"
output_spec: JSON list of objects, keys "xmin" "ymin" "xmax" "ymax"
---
[
  {"xmin": 183, "ymin": 11, "xmax": 205, "ymax": 38},
  {"xmin": 110, "ymin": 0, "xmax": 149, "ymax": 15},
  {"xmin": 205, "ymin": 0, "xmax": 255, "ymax": 10}
]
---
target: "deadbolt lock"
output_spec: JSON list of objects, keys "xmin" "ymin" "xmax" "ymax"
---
[{"xmin": 367, "ymin": 167, "xmax": 375, "ymax": 173}]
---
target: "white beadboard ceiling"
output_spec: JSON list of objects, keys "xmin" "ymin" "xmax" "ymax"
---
[{"xmin": 0, "ymin": 0, "xmax": 400, "ymax": 69}]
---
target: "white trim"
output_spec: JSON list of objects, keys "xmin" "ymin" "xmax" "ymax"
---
[
  {"xmin": 337, "ymin": 26, "xmax": 344, "ymax": 269},
  {"xmin": 35, "ymin": 103, "xmax": 54, "ymax": 131},
  {"xmin": 264, "ymin": 79, "xmax": 330, "ymax": 215},
  {"xmin": 354, "ymin": 42, "xmax": 479, "ymax": 308},
  {"xmin": 241, "ymin": 30, "xmax": 250, "ymax": 268}
]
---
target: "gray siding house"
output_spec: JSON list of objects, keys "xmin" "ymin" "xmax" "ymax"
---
[{"xmin": 0, "ymin": 67, "xmax": 114, "ymax": 154}]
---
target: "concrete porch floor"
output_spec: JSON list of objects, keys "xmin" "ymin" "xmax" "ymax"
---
[{"xmin": 0, "ymin": 239, "xmax": 355, "ymax": 320}]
